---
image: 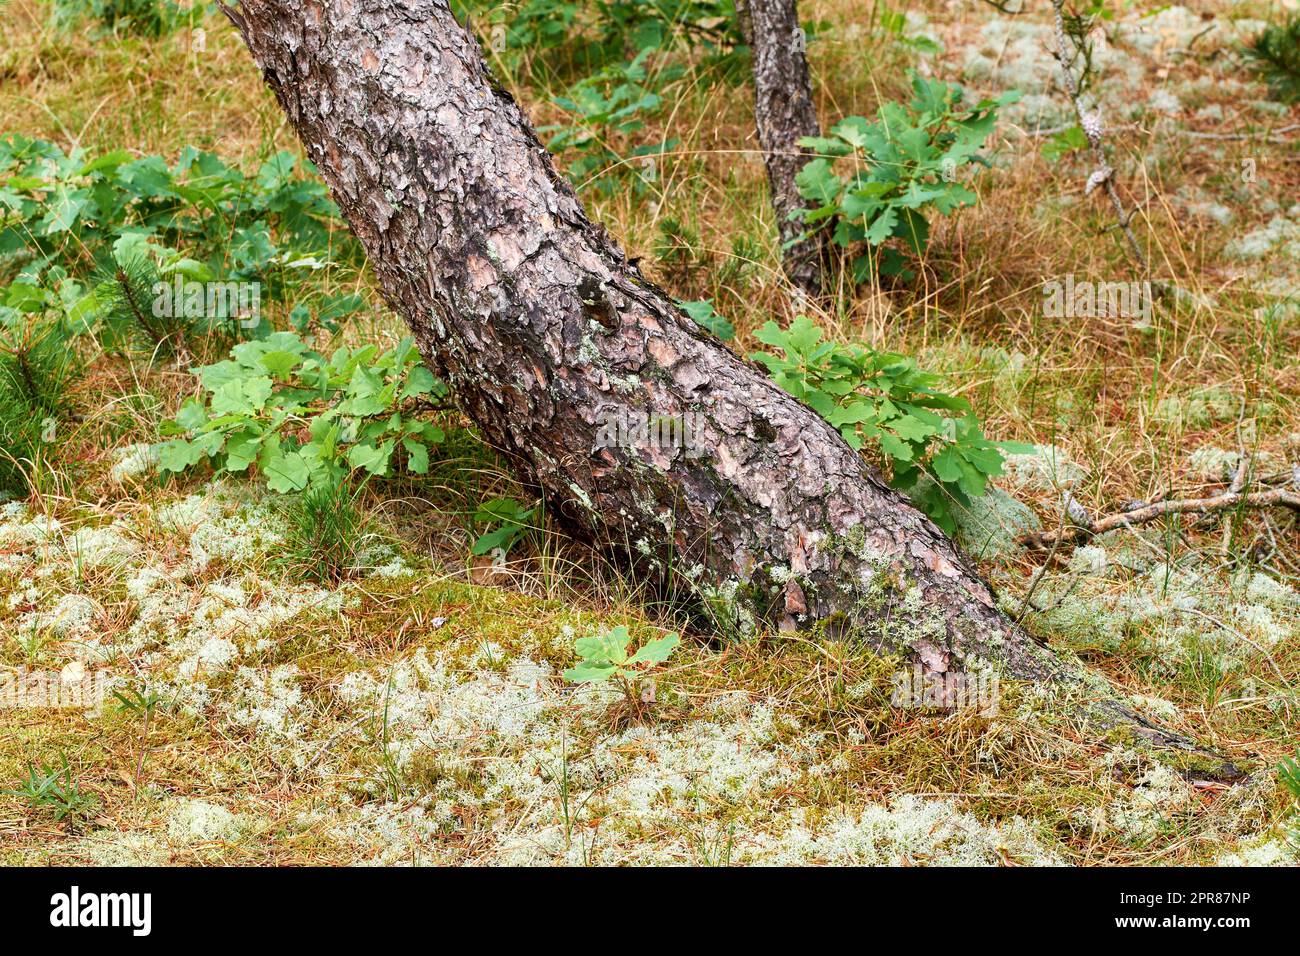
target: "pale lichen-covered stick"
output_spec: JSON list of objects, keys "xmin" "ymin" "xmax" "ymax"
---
[{"xmin": 1048, "ymin": 0, "xmax": 1149, "ymax": 271}]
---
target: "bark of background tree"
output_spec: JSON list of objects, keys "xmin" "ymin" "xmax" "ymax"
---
[
  {"xmin": 736, "ymin": 0, "xmax": 828, "ymax": 294},
  {"xmin": 224, "ymin": 0, "xmax": 1240, "ymax": 780}
]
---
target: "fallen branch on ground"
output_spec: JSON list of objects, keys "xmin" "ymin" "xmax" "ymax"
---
[
  {"xmin": 1022, "ymin": 474, "xmax": 1300, "ymax": 551},
  {"xmin": 1019, "ymin": 122, "xmax": 1300, "ymax": 144}
]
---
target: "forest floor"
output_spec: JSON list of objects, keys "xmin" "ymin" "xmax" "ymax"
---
[{"xmin": 0, "ymin": 0, "xmax": 1297, "ymax": 865}]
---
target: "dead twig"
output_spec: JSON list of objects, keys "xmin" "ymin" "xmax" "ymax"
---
[
  {"xmin": 1018, "ymin": 123, "xmax": 1299, "ymax": 143},
  {"xmin": 1180, "ymin": 123, "xmax": 1300, "ymax": 143},
  {"xmin": 1048, "ymin": 0, "xmax": 1148, "ymax": 271},
  {"xmin": 1016, "ymin": 499, "xmax": 1072, "ymax": 622},
  {"xmin": 1023, "ymin": 483, "xmax": 1300, "ymax": 551}
]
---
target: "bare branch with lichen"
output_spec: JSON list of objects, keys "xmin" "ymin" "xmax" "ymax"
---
[
  {"xmin": 1022, "ymin": 473, "xmax": 1300, "ymax": 550},
  {"xmin": 1049, "ymin": 0, "xmax": 1148, "ymax": 271}
]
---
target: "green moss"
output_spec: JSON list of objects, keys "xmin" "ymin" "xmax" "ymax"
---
[{"xmin": 1161, "ymin": 748, "xmax": 1252, "ymax": 780}]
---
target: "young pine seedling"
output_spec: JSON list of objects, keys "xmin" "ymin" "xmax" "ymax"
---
[
  {"xmin": 6, "ymin": 755, "xmax": 98, "ymax": 823},
  {"xmin": 114, "ymin": 684, "xmax": 167, "ymax": 789}
]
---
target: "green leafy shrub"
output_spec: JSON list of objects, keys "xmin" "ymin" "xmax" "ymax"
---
[
  {"xmin": 752, "ymin": 316, "xmax": 1028, "ymax": 533},
  {"xmin": 1039, "ymin": 125, "xmax": 1088, "ymax": 163},
  {"xmin": 492, "ymin": 0, "xmax": 583, "ymax": 54},
  {"xmin": 599, "ymin": 0, "xmax": 739, "ymax": 58},
  {"xmin": 471, "ymin": 497, "xmax": 538, "ymax": 557},
  {"xmin": 794, "ymin": 74, "xmax": 1018, "ymax": 282},
  {"xmin": 679, "ymin": 299, "xmax": 734, "ymax": 341},
  {"xmin": 543, "ymin": 49, "xmax": 680, "ymax": 196},
  {"xmin": 875, "ymin": 5, "xmax": 941, "ymax": 55},
  {"xmin": 562, "ymin": 624, "xmax": 680, "ymax": 691},
  {"xmin": 155, "ymin": 332, "xmax": 445, "ymax": 492},
  {"xmin": 53, "ymin": 0, "xmax": 191, "ymax": 37},
  {"xmin": 0, "ymin": 136, "xmax": 361, "ymax": 337},
  {"xmin": 460, "ymin": 0, "xmax": 740, "ymax": 76},
  {"xmin": 1245, "ymin": 16, "xmax": 1300, "ymax": 104}
]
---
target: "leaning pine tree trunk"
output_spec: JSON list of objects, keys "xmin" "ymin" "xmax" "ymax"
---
[
  {"xmin": 737, "ymin": 0, "xmax": 828, "ymax": 294},
  {"xmin": 225, "ymin": 0, "xmax": 1240, "ymax": 781}
]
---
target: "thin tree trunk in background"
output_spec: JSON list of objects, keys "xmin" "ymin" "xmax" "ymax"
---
[
  {"xmin": 224, "ymin": 0, "xmax": 1240, "ymax": 781},
  {"xmin": 737, "ymin": 0, "xmax": 828, "ymax": 294}
]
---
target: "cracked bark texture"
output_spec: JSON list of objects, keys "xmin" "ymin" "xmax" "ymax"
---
[
  {"xmin": 736, "ymin": 0, "xmax": 827, "ymax": 294},
  {"xmin": 225, "ymin": 0, "xmax": 1241, "ymax": 781}
]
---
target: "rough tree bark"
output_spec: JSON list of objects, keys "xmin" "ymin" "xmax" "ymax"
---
[
  {"xmin": 224, "ymin": 0, "xmax": 1241, "ymax": 781},
  {"xmin": 736, "ymin": 0, "xmax": 828, "ymax": 294}
]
